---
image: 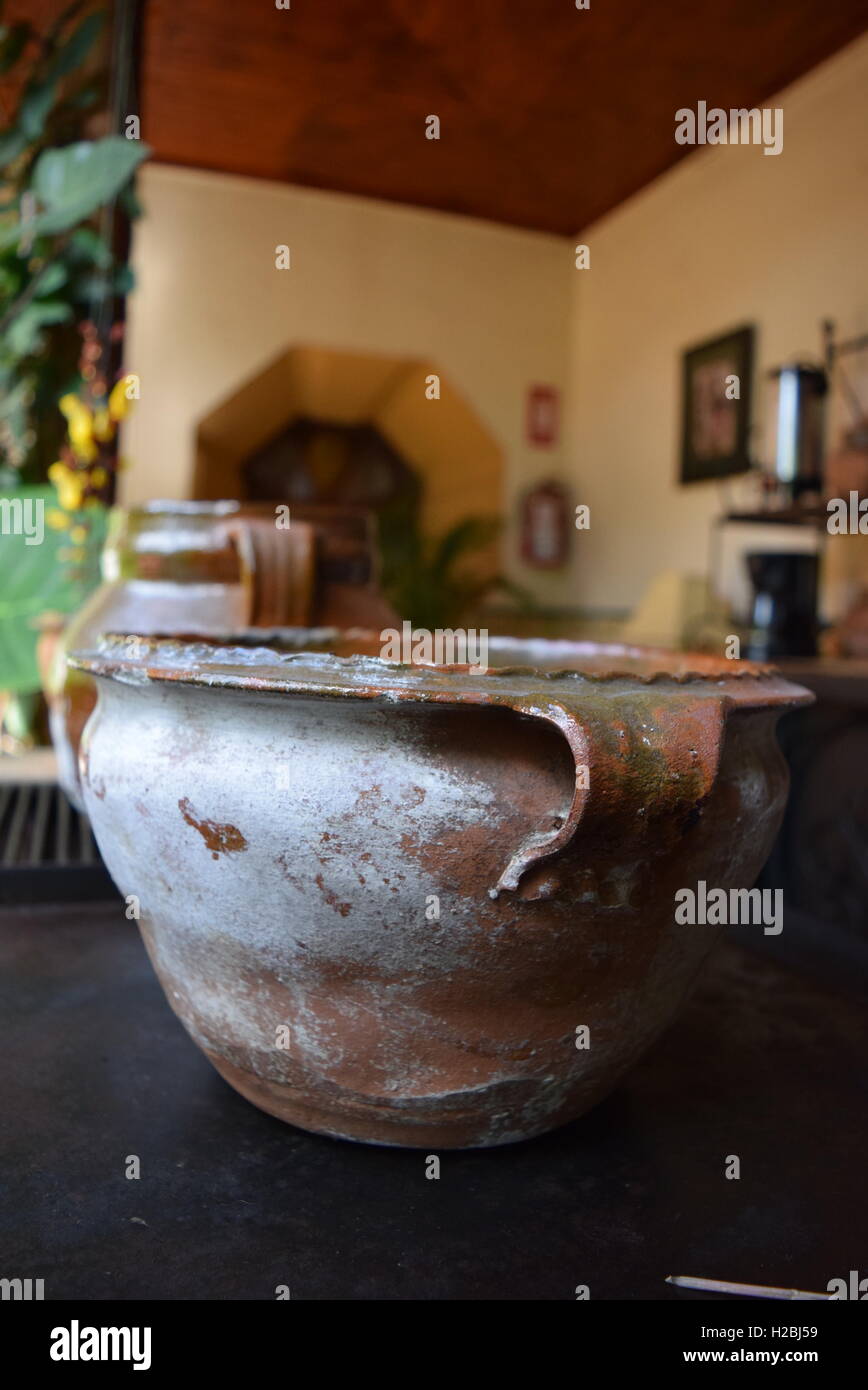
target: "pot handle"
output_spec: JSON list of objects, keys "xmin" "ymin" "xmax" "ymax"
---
[
  {"xmin": 491, "ymin": 694, "xmax": 725, "ymax": 900},
  {"xmin": 224, "ymin": 516, "xmax": 317, "ymax": 628}
]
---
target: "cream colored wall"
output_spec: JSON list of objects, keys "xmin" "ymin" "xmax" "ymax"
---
[
  {"xmin": 122, "ymin": 165, "xmax": 571, "ymax": 598},
  {"xmin": 565, "ymin": 32, "xmax": 868, "ymax": 615},
  {"xmin": 124, "ymin": 34, "xmax": 868, "ymax": 618}
]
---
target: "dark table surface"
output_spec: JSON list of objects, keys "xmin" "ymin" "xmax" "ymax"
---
[{"xmin": 1, "ymin": 901, "xmax": 865, "ymax": 1301}]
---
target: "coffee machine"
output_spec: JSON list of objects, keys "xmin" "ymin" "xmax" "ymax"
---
[{"xmin": 746, "ymin": 550, "xmax": 820, "ymax": 660}]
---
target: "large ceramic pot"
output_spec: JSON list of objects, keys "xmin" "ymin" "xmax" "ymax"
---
[
  {"xmin": 71, "ymin": 632, "xmax": 812, "ymax": 1148},
  {"xmin": 47, "ymin": 502, "xmax": 397, "ymax": 806}
]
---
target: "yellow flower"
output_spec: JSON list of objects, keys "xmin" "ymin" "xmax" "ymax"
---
[
  {"xmin": 58, "ymin": 393, "xmax": 97, "ymax": 462},
  {"xmin": 46, "ymin": 508, "xmax": 70, "ymax": 531},
  {"xmin": 48, "ymin": 461, "xmax": 86, "ymax": 512},
  {"xmin": 109, "ymin": 374, "xmax": 137, "ymax": 422},
  {"xmin": 58, "ymin": 393, "xmax": 87, "ymax": 424},
  {"xmin": 92, "ymin": 407, "xmax": 114, "ymax": 443},
  {"xmin": 60, "ymin": 483, "xmax": 84, "ymax": 510},
  {"xmin": 70, "ymin": 524, "xmax": 88, "ymax": 545}
]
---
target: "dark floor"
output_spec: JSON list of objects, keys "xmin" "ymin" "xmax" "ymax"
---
[{"xmin": 1, "ymin": 901, "xmax": 865, "ymax": 1301}]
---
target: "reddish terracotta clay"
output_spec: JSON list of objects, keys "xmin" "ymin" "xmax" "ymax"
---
[
  {"xmin": 72, "ymin": 632, "xmax": 812, "ymax": 1148},
  {"xmin": 47, "ymin": 503, "xmax": 397, "ymax": 805}
]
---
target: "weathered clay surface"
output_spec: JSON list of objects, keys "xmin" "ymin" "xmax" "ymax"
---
[{"xmin": 72, "ymin": 633, "xmax": 812, "ymax": 1148}]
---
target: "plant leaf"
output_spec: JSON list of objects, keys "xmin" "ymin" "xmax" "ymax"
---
[
  {"xmin": 67, "ymin": 225, "xmax": 112, "ymax": 266},
  {"xmin": 0, "ymin": 21, "xmax": 31, "ymax": 75},
  {"xmin": 32, "ymin": 260, "xmax": 68, "ymax": 296},
  {"xmin": 113, "ymin": 263, "xmax": 134, "ymax": 293},
  {"xmin": 0, "ymin": 137, "xmax": 150, "ymax": 252},
  {"xmin": 64, "ymin": 78, "xmax": 102, "ymax": 111},
  {"xmin": 431, "ymin": 516, "xmax": 501, "ymax": 581},
  {"xmin": 0, "ymin": 126, "xmax": 29, "ymax": 165},
  {"xmin": 119, "ymin": 181, "xmax": 143, "ymax": 220},
  {"xmin": 0, "ymin": 376, "xmax": 31, "ymax": 421},
  {"xmin": 0, "ymin": 252, "xmax": 24, "ymax": 296},
  {"xmin": 44, "ymin": 11, "xmax": 103, "ymax": 83},
  {"xmin": 19, "ymin": 11, "xmax": 104, "ymax": 139},
  {"xmin": 46, "ymin": 1, "xmax": 88, "ymax": 46},
  {"xmin": 34, "ymin": 135, "xmax": 148, "ymax": 211},
  {"xmin": 19, "ymin": 79, "xmax": 57, "ymax": 140},
  {"xmin": 6, "ymin": 299, "xmax": 72, "ymax": 357},
  {"xmin": 0, "ymin": 484, "xmax": 108, "ymax": 693},
  {"xmin": 69, "ymin": 270, "xmax": 111, "ymax": 302}
]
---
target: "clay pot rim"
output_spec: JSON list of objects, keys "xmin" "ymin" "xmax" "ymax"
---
[{"xmin": 70, "ymin": 630, "xmax": 814, "ymax": 711}]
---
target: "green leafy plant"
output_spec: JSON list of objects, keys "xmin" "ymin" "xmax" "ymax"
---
[
  {"xmin": 383, "ymin": 515, "xmax": 536, "ymax": 630},
  {"xmin": 0, "ymin": 482, "xmax": 108, "ymax": 696},
  {"xmin": 0, "ymin": 3, "xmax": 149, "ymax": 485}
]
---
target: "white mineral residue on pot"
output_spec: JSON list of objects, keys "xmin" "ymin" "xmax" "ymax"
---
[{"xmin": 86, "ymin": 681, "xmax": 502, "ymax": 984}]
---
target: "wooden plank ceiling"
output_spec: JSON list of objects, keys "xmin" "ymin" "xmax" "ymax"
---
[
  {"xmin": 24, "ymin": 0, "xmax": 868, "ymax": 235},
  {"xmin": 139, "ymin": 0, "xmax": 868, "ymax": 233}
]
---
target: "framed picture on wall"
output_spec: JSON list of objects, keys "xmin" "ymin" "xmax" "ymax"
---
[{"xmin": 680, "ymin": 325, "xmax": 754, "ymax": 483}]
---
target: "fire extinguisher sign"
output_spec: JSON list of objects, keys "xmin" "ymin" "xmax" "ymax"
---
[{"xmin": 526, "ymin": 385, "xmax": 559, "ymax": 447}]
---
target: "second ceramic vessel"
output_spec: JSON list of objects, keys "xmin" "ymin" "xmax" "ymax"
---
[{"xmin": 47, "ymin": 501, "xmax": 397, "ymax": 804}]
